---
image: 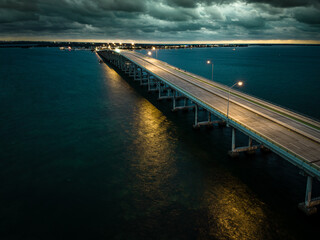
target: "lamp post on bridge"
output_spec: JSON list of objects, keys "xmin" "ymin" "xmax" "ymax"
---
[
  {"xmin": 207, "ymin": 60, "xmax": 214, "ymax": 81},
  {"xmin": 152, "ymin": 46, "xmax": 158, "ymax": 58},
  {"xmin": 207, "ymin": 60, "xmax": 213, "ymax": 81},
  {"xmin": 226, "ymin": 81, "xmax": 243, "ymax": 126}
]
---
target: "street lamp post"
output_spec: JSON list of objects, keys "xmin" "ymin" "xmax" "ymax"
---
[
  {"xmin": 207, "ymin": 60, "xmax": 213, "ymax": 81},
  {"xmin": 226, "ymin": 81, "xmax": 243, "ymax": 126},
  {"xmin": 152, "ymin": 46, "xmax": 157, "ymax": 58},
  {"xmin": 147, "ymin": 51, "xmax": 152, "ymax": 56}
]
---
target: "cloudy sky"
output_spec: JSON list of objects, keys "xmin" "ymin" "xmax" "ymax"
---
[{"xmin": 1, "ymin": 0, "xmax": 320, "ymax": 43}]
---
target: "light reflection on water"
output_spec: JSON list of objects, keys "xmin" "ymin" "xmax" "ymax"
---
[
  {"xmin": 203, "ymin": 173, "xmax": 266, "ymax": 240},
  {"xmin": 129, "ymin": 98, "xmax": 178, "ymax": 211}
]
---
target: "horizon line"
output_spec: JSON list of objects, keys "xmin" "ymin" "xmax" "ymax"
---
[{"xmin": 1, "ymin": 38, "xmax": 320, "ymax": 45}]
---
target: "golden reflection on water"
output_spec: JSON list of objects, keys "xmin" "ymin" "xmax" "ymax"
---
[
  {"xmin": 126, "ymin": 97, "xmax": 179, "ymax": 220},
  {"xmin": 203, "ymin": 174, "xmax": 267, "ymax": 240},
  {"xmin": 131, "ymin": 98, "xmax": 177, "ymax": 187},
  {"xmin": 101, "ymin": 61, "xmax": 178, "ymax": 220},
  {"xmin": 100, "ymin": 64, "xmax": 124, "ymax": 91}
]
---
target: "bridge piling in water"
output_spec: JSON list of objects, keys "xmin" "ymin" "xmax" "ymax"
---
[
  {"xmin": 298, "ymin": 175, "xmax": 320, "ymax": 215},
  {"xmin": 172, "ymin": 96, "xmax": 195, "ymax": 112}
]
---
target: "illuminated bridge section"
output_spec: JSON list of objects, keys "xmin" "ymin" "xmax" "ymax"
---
[{"xmin": 98, "ymin": 49, "xmax": 320, "ymax": 214}]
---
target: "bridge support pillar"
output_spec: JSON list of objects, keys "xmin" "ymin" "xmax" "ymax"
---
[
  {"xmin": 246, "ymin": 137, "xmax": 256, "ymax": 154},
  {"xmin": 140, "ymin": 71, "xmax": 144, "ymax": 85},
  {"xmin": 158, "ymin": 84, "xmax": 173, "ymax": 100},
  {"xmin": 158, "ymin": 81, "xmax": 162, "ymax": 99},
  {"xmin": 228, "ymin": 134, "xmax": 261, "ymax": 157},
  {"xmin": 134, "ymin": 66, "xmax": 137, "ymax": 80},
  {"xmin": 129, "ymin": 64, "xmax": 135, "ymax": 77},
  {"xmin": 125, "ymin": 62, "xmax": 131, "ymax": 74},
  {"xmin": 136, "ymin": 68, "xmax": 142, "ymax": 82},
  {"xmin": 193, "ymin": 105, "xmax": 199, "ymax": 129},
  {"xmin": 172, "ymin": 96, "xmax": 195, "ymax": 112},
  {"xmin": 231, "ymin": 128, "xmax": 236, "ymax": 151},
  {"xmin": 298, "ymin": 176, "xmax": 320, "ymax": 215},
  {"xmin": 140, "ymin": 72, "xmax": 148, "ymax": 86},
  {"xmin": 228, "ymin": 128, "xmax": 239, "ymax": 157},
  {"xmin": 192, "ymin": 110, "xmax": 220, "ymax": 129},
  {"xmin": 121, "ymin": 59, "xmax": 125, "ymax": 71},
  {"xmin": 133, "ymin": 67, "xmax": 141, "ymax": 81},
  {"xmin": 148, "ymin": 77, "xmax": 158, "ymax": 92}
]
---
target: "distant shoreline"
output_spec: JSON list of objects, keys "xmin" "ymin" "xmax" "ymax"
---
[{"xmin": 1, "ymin": 41, "xmax": 320, "ymax": 50}]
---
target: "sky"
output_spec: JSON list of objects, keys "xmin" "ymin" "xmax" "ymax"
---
[{"xmin": 0, "ymin": 0, "xmax": 320, "ymax": 43}]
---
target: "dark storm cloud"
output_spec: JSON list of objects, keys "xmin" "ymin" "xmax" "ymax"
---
[
  {"xmin": 0, "ymin": 8, "xmax": 38, "ymax": 23},
  {"xmin": 247, "ymin": 0, "xmax": 320, "ymax": 8},
  {"xmin": 0, "ymin": 0, "xmax": 38, "ymax": 11},
  {"xmin": 95, "ymin": 0, "xmax": 147, "ymax": 12},
  {"xmin": 148, "ymin": 5, "xmax": 200, "ymax": 21},
  {"xmin": 292, "ymin": 7, "xmax": 320, "ymax": 25},
  {"xmin": 0, "ymin": 0, "xmax": 319, "ymax": 41},
  {"xmin": 165, "ymin": 0, "xmax": 236, "ymax": 8}
]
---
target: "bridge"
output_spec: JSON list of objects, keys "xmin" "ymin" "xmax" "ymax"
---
[{"xmin": 98, "ymin": 49, "xmax": 320, "ymax": 215}]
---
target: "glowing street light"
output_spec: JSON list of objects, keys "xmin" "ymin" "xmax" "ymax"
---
[
  {"xmin": 152, "ymin": 46, "xmax": 158, "ymax": 58},
  {"xmin": 226, "ymin": 81, "xmax": 243, "ymax": 125},
  {"xmin": 147, "ymin": 51, "xmax": 152, "ymax": 56},
  {"xmin": 207, "ymin": 60, "xmax": 213, "ymax": 81},
  {"xmin": 115, "ymin": 48, "xmax": 121, "ymax": 53}
]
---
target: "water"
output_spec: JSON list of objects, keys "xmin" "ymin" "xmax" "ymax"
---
[{"xmin": 0, "ymin": 47, "xmax": 319, "ymax": 240}]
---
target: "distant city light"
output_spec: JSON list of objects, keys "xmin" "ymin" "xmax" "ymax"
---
[
  {"xmin": 115, "ymin": 48, "xmax": 121, "ymax": 53},
  {"xmin": 238, "ymin": 81, "xmax": 243, "ymax": 86},
  {"xmin": 207, "ymin": 60, "xmax": 211, "ymax": 64}
]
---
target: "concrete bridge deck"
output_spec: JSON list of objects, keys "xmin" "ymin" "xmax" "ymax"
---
[{"xmin": 98, "ymin": 49, "xmax": 320, "ymax": 214}]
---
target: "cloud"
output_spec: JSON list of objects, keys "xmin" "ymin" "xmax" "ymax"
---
[
  {"xmin": 246, "ymin": 0, "xmax": 320, "ymax": 8},
  {"xmin": 0, "ymin": 0, "xmax": 319, "ymax": 41},
  {"xmin": 292, "ymin": 7, "xmax": 320, "ymax": 25}
]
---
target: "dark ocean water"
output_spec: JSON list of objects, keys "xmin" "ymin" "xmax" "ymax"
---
[{"xmin": 0, "ymin": 47, "xmax": 319, "ymax": 240}]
